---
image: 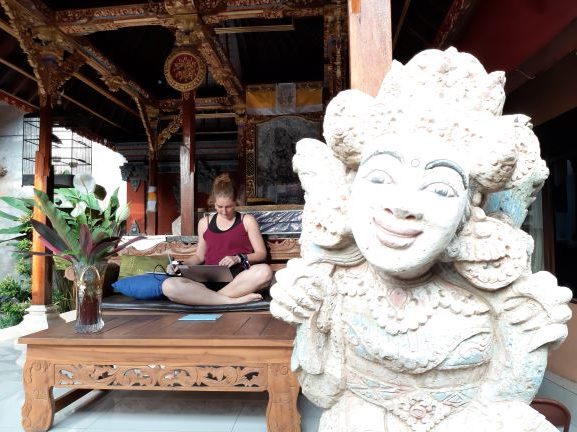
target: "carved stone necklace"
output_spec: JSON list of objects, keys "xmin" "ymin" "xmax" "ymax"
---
[
  {"xmin": 365, "ymin": 267, "xmax": 490, "ymax": 336},
  {"xmin": 366, "ymin": 268, "xmax": 440, "ymax": 336}
]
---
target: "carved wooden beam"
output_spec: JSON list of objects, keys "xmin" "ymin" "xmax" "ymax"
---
[
  {"xmin": 135, "ymin": 98, "xmax": 189, "ymax": 153},
  {"xmin": 135, "ymin": 98, "xmax": 160, "ymax": 154},
  {"xmin": 158, "ymin": 114, "xmax": 182, "ymax": 148},
  {"xmin": 51, "ymin": 2, "xmax": 327, "ymax": 34},
  {"xmin": 0, "ymin": 87, "xmax": 37, "ymax": 111},
  {"xmin": 0, "ymin": 0, "xmax": 152, "ymax": 110},
  {"xmin": 197, "ymin": 34, "xmax": 244, "ymax": 107},
  {"xmin": 6, "ymin": 0, "xmax": 328, "ymax": 113},
  {"xmin": 432, "ymin": 0, "xmax": 482, "ymax": 49},
  {"xmin": 63, "ymin": 93, "xmax": 127, "ymax": 130},
  {"xmin": 159, "ymin": 96, "xmax": 230, "ymax": 112},
  {"xmin": 0, "ymin": 0, "xmax": 81, "ymax": 103},
  {"xmin": 165, "ymin": 7, "xmax": 244, "ymax": 108},
  {"xmin": 54, "ymin": 3, "xmax": 171, "ymax": 36},
  {"xmin": 72, "ymin": 72, "xmax": 139, "ymax": 117},
  {"xmin": 0, "ymin": 53, "xmax": 130, "ymax": 129},
  {"xmin": 0, "ymin": 17, "xmax": 141, "ymax": 118},
  {"xmin": 75, "ymin": 39, "xmax": 152, "ymax": 103},
  {"xmin": 198, "ymin": 0, "xmax": 326, "ymax": 24}
]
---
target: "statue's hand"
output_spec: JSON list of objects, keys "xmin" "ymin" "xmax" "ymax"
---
[
  {"xmin": 502, "ymin": 271, "xmax": 573, "ymax": 351},
  {"xmin": 270, "ymin": 260, "xmax": 331, "ymax": 325}
]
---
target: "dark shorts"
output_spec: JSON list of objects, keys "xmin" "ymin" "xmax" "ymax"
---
[{"xmin": 204, "ymin": 264, "xmax": 244, "ymax": 291}]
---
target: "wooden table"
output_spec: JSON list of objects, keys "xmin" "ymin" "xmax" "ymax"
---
[{"xmin": 18, "ymin": 313, "xmax": 300, "ymax": 432}]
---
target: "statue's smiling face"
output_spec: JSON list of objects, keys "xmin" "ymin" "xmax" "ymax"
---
[{"xmin": 350, "ymin": 138, "xmax": 469, "ymax": 279}]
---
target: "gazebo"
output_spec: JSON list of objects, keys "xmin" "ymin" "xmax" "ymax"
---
[{"xmin": 1, "ymin": 0, "xmax": 577, "ymax": 391}]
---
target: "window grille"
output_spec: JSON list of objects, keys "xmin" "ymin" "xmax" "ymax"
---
[{"xmin": 22, "ymin": 116, "xmax": 92, "ymax": 187}]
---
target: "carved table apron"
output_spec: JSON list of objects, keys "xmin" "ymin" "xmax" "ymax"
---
[{"xmin": 18, "ymin": 313, "xmax": 300, "ymax": 432}]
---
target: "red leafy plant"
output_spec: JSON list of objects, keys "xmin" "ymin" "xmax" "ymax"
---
[{"xmin": 30, "ymin": 174, "xmax": 143, "ymax": 267}]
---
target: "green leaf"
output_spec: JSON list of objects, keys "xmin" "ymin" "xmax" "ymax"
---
[
  {"xmin": 88, "ymin": 241, "xmax": 116, "ymax": 262},
  {"xmin": 94, "ymin": 184, "xmax": 107, "ymax": 200},
  {"xmin": 99, "ymin": 218, "xmax": 112, "ymax": 232},
  {"xmin": 54, "ymin": 188, "xmax": 80, "ymax": 206},
  {"xmin": 0, "ymin": 209, "xmax": 24, "ymax": 222},
  {"xmin": 0, "ymin": 234, "xmax": 27, "ymax": 244},
  {"xmin": 0, "ymin": 224, "xmax": 29, "ymax": 234},
  {"xmin": 111, "ymin": 235, "xmax": 145, "ymax": 255},
  {"xmin": 0, "ymin": 196, "xmax": 33, "ymax": 213},
  {"xmin": 114, "ymin": 203, "xmax": 130, "ymax": 223},
  {"xmin": 25, "ymin": 250, "xmax": 74, "ymax": 263},
  {"xmin": 109, "ymin": 188, "xmax": 120, "ymax": 212},
  {"xmin": 79, "ymin": 224, "xmax": 93, "ymax": 257},
  {"xmin": 52, "ymin": 255, "xmax": 71, "ymax": 270},
  {"xmin": 33, "ymin": 190, "xmax": 76, "ymax": 249},
  {"xmin": 91, "ymin": 228, "xmax": 110, "ymax": 244},
  {"xmin": 75, "ymin": 212, "xmax": 88, "ymax": 226},
  {"xmin": 78, "ymin": 191, "xmax": 100, "ymax": 212},
  {"xmin": 31, "ymin": 220, "xmax": 70, "ymax": 254}
]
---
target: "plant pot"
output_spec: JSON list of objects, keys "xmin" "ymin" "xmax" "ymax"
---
[{"xmin": 74, "ymin": 262, "xmax": 107, "ymax": 333}]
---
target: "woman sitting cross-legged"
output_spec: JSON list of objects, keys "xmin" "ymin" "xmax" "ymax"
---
[{"xmin": 162, "ymin": 173, "xmax": 273, "ymax": 305}]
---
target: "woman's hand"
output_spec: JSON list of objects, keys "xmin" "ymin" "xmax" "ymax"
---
[
  {"xmin": 166, "ymin": 262, "xmax": 181, "ymax": 275},
  {"xmin": 218, "ymin": 255, "xmax": 240, "ymax": 268}
]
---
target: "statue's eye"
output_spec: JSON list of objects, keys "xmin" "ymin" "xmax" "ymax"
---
[
  {"xmin": 422, "ymin": 182, "xmax": 457, "ymax": 197},
  {"xmin": 365, "ymin": 170, "xmax": 393, "ymax": 185}
]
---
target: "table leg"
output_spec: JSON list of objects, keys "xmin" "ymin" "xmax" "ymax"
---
[
  {"xmin": 267, "ymin": 363, "xmax": 301, "ymax": 432},
  {"xmin": 21, "ymin": 359, "xmax": 55, "ymax": 432}
]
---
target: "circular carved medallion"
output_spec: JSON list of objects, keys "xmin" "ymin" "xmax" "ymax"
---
[{"xmin": 164, "ymin": 49, "xmax": 206, "ymax": 92}]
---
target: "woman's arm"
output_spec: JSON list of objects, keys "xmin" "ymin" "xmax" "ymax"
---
[
  {"xmin": 243, "ymin": 214, "xmax": 267, "ymax": 264},
  {"xmin": 181, "ymin": 217, "xmax": 208, "ymax": 265}
]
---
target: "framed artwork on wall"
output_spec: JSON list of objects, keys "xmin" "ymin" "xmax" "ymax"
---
[{"xmin": 252, "ymin": 115, "xmax": 321, "ymax": 204}]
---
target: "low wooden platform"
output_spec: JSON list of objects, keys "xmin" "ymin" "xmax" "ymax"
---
[{"xmin": 18, "ymin": 313, "xmax": 300, "ymax": 432}]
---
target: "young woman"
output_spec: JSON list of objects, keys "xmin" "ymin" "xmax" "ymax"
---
[{"xmin": 162, "ymin": 173, "xmax": 273, "ymax": 305}]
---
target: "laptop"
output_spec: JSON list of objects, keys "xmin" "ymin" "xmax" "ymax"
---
[{"xmin": 177, "ymin": 265, "xmax": 234, "ymax": 283}]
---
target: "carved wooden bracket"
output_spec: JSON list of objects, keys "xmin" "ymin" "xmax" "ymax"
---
[
  {"xmin": 0, "ymin": 0, "xmax": 84, "ymax": 104},
  {"xmin": 119, "ymin": 162, "xmax": 148, "ymax": 192},
  {"xmin": 163, "ymin": 4, "xmax": 245, "ymax": 107},
  {"xmin": 158, "ymin": 114, "xmax": 183, "ymax": 149},
  {"xmin": 135, "ymin": 98, "xmax": 160, "ymax": 154}
]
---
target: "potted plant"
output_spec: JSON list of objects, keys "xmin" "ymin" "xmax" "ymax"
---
[{"xmin": 31, "ymin": 174, "xmax": 143, "ymax": 333}]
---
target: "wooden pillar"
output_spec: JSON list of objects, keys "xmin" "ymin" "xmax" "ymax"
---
[
  {"xmin": 31, "ymin": 97, "xmax": 53, "ymax": 306},
  {"xmin": 180, "ymin": 91, "xmax": 196, "ymax": 235},
  {"xmin": 145, "ymin": 153, "xmax": 158, "ymax": 235},
  {"xmin": 347, "ymin": 0, "xmax": 393, "ymax": 95},
  {"xmin": 324, "ymin": 2, "xmax": 348, "ymax": 101}
]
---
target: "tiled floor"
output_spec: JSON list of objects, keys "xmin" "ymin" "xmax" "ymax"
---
[
  {"xmin": 0, "ymin": 338, "xmax": 322, "ymax": 432},
  {"xmin": 5, "ymin": 321, "xmax": 573, "ymax": 432}
]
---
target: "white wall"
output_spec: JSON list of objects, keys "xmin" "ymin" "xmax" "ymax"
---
[
  {"xmin": 0, "ymin": 104, "xmax": 32, "ymax": 278},
  {"xmin": 91, "ymin": 141, "xmax": 127, "ymax": 207}
]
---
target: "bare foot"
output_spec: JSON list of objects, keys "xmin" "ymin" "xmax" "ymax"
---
[{"xmin": 230, "ymin": 293, "xmax": 263, "ymax": 304}]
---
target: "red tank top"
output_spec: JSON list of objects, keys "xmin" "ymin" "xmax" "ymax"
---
[{"xmin": 203, "ymin": 212, "xmax": 253, "ymax": 265}]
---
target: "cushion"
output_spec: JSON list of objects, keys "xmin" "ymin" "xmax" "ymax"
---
[
  {"xmin": 118, "ymin": 255, "xmax": 169, "ymax": 279},
  {"xmin": 102, "ymin": 293, "xmax": 272, "ymax": 313},
  {"xmin": 112, "ymin": 273, "xmax": 169, "ymax": 300}
]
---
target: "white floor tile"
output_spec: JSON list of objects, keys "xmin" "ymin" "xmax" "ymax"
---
[
  {"xmin": 83, "ymin": 392, "xmax": 242, "ymax": 432},
  {"xmin": 299, "ymin": 394, "xmax": 322, "ymax": 432},
  {"xmin": 231, "ymin": 400, "xmax": 267, "ymax": 432}
]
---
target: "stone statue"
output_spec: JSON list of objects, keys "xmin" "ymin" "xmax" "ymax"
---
[{"xmin": 270, "ymin": 47, "xmax": 573, "ymax": 432}]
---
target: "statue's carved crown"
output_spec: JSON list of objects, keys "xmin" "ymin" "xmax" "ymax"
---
[{"xmin": 322, "ymin": 47, "xmax": 548, "ymax": 202}]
